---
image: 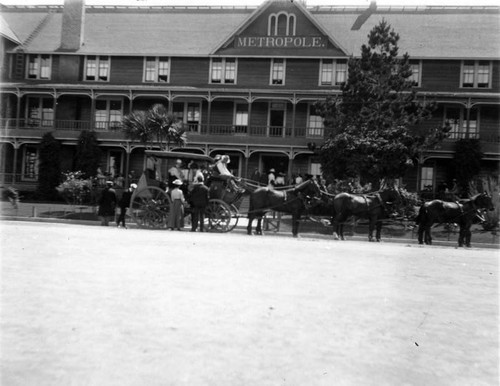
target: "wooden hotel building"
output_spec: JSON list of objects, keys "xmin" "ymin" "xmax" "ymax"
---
[{"xmin": 0, "ymin": 0, "xmax": 499, "ymax": 193}]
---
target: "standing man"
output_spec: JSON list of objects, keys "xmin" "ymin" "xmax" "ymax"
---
[
  {"xmin": 189, "ymin": 175, "xmax": 210, "ymax": 232},
  {"xmin": 98, "ymin": 181, "xmax": 117, "ymax": 226},
  {"xmin": 268, "ymin": 168, "xmax": 276, "ymax": 189},
  {"xmin": 116, "ymin": 183, "xmax": 137, "ymax": 228}
]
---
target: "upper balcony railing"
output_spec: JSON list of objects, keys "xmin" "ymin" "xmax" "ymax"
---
[
  {"xmin": 1, "ymin": 118, "xmax": 498, "ymax": 143},
  {"xmin": 0, "ymin": 118, "xmax": 329, "ymax": 139}
]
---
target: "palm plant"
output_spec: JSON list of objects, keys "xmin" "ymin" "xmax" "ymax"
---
[{"xmin": 122, "ymin": 104, "xmax": 187, "ymax": 150}]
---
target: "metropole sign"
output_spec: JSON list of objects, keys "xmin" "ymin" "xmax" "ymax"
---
[{"xmin": 235, "ymin": 35, "xmax": 328, "ymax": 49}]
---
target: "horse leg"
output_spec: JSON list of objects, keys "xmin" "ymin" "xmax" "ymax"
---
[
  {"xmin": 417, "ymin": 224, "xmax": 425, "ymax": 244},
  {"xmin": 247, "ymin": 215, "xmax": 253, "ymax": 235},
  {"xmin": 291, "ymin": 214, "xmax": 299, "ymax": 238},
  {"xmin": 334, "ymin": 213, "xmax": 347, "ymax": 240},
  {"xmin": 465, "ymin": 228, "xmax": 472, "ymax": 247},
  {"xmin": 255, "ymin": 216, "xmax": 263, "ymax": 235},
  {"xmin": 368, "ymin": 219, "xmax": 375, "ymax": 242},
  {"xmin": 425, "ymin": 224, "xmax": 432, "ymax": 245},
  {"xmin": 375, "ymin": 220, "xmax": 382, "ymax": 242}
]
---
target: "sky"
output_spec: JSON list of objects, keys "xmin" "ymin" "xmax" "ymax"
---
[{"xmin": 1, "ymin": 0, "xmax": 498, "ymax": 6}]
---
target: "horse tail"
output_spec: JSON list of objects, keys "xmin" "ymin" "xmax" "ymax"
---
[{"xmin": 415, "ymin": 204, "xmax": 426, "ymax": 225}]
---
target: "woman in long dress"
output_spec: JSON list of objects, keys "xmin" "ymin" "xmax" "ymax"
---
[{"xmin": 168, "ymin": 179, "xmax": 185, "ymax": 230}]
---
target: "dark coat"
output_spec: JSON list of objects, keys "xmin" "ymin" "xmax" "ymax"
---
[
  {"xmin": 189, "ymin": 183, "xmax": 210, "ymax": 208},
  {"xmin": 119, "ymin": 190, "xmax": 133, "ymax": 209},
  {"xmin": 98, "ymin": 187, "xmax": 117, "ymax": 216}
]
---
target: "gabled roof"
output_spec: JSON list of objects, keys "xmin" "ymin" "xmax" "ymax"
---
[
  {"xmin": 211, "ymin": 0, "xmax": 347, "ymax": 56},
  {"xmin": 0, "ymin": 13, "xmax": 24, "ymax": 44},
  {"xmin": 1, "ymin": 3, "xmax": 499, "ymax": 59}
]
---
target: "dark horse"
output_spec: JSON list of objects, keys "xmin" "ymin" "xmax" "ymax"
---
[
  {"xmin": 332, "ymin": 188, "xmax": 402, "ymax": 242},
  {"xmin": 247, "ymin": 179, "xmax": 322, "ymax": 237},
  {"xmin": 416, "ymin": 192, "xmax": 494, "ymax": 247}
]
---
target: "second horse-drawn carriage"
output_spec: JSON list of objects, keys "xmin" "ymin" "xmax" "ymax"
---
[{"xmin": 129, "ymin": 150, "xmax": 244, "ymax": 232}]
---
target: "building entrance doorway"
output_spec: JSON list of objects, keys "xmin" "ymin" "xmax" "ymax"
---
[
  {"xmin": 269, "ymin": 102, "xmax": 285, "ymax": 137},
  {"xmin": 261, "ymin": 155, "xmax": 289, "ymax": 180}
]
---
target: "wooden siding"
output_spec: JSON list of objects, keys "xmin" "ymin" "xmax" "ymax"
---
[
  {"xmin": 286, "ymin": 59, "xmax": 319, "ymax": 89},
  {"xmin": 210, "ymin": 101, "xmax": 234, "ymax": 126},
  {"xmin": 56, "ymin": 55, "xmax": 80, "ymax": 83},
  {"xmin": 249, "ymin": 102, "xmax": 269, "ymax": 127},
  {"xmin": 109, "ymin": 56, "xmax": 144, "ymax": 85},
  {"xmin": 237, "ymin": 58, "xmax": 271, "ymax": 88},
  {"xmin": 421, "ymin": 60, "xmax": 462, "ymax": 92},
  {"xmin": 170, "ymin": 57, "xmax": 210, "ymax": 87}
]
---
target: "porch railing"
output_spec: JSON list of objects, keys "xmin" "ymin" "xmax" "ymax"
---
[
  {"xmin": 0, "ymin": 118, "xmax": 329, "ymax": 139},
  {"xmin": 1, "ymin": 118, "xmax": 499, "ymax": 143}
]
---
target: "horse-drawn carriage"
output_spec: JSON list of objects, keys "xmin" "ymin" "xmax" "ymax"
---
[{"xmin": 130, "ymin": 150, "xmax": 244, "ymax": 232}]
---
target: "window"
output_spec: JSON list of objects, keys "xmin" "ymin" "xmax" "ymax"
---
[
  {"xmin": 27, "ymin": 97, "xmax": 54, "ymax": 127},
  {"xmin": 268, "ymin": 12, "xmax": 296, "ymax": 36},
  {"xmin": 461, "ymin": 60, "xmax": 491, "ymax": 88},
  {"xmin": 85, "ymin": 56, "xmax": 110, "ymax": 81},
  {"xmin": 26, "ymin": 54, "xmax": 51, "ymax": 80},
  {"xmin": 95, "ymin": 99, "xmax": 122, "ymax": 130},
  {"xmin": 187, "ymin": 103, "xmax": 200, "ymax": 131},
  {"xmin": 271, "ymin": 58, "xmax": 285, "ymax": 85},
  {"xmin": 234, "ymin": 103, "xmax": 249, "ymax": 134},
  {"xmin": 210, "ymin": 58, "xmax": 236, "ymax": 84},
  {"xmin": 444, "ymin": 106, "xmax": 479, "ymax": 139},
  {"xmin": 319, "ymin": 59, "xmax": 347, "ymax": 86},
  {"xmin": 144, "ymin": 57, "xmax": 169, "ymax": 83},
  {"xmin": 307, "ymin": 105, "xmax": 324, "ymax": 137},
  {"xmin": 310, "ymin": 162, "xmax": 322, "ymax": 177},
  {"xmin": 408, "ymin": 60, "xmax": 421, "ymax": 87},
  {"xmin": 173, "ymin": 101, "xmax": 201, "ymax": 132},
  {"xmin": 420, "ymin": 166, "xmax": 434, "ymax": 191},
  {"xmin": 22, "ymin": 146, "xmax": 38, "ymax": 180}
]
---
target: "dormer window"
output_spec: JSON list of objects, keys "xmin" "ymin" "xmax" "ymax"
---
[{"xmin": 268, "ymin": 12, "xmax": 296, "ymax": 36}]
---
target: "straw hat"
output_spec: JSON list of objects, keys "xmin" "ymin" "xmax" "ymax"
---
[{"xmin": 172, "ymin": 179, "xmax": 183, "ymax": 186}]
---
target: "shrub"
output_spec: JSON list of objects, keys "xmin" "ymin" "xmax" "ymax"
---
[{"xmin": 56, "ymin": 171, "xmax": 94, "ymax": 206}]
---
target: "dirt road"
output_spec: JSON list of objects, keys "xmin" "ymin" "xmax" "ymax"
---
[{"xmin": 1, "ymin": 221, "xmax": 498, "ymax": 385}]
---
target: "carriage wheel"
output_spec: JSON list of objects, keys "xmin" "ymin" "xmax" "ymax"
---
[
  {"xmin": 130, "ymin": 186, "xmax": 171, "ymax": 229},
  {"xmin": 206, "ymin": 199, "xmax": 239, "ymax": 233}
]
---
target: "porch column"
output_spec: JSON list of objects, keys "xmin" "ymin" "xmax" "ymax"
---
[
  {"xmin": 124, "ymin": 143, "xmax": 132, "ymax": 187},
  {"xmin": 291, "ymin": 101, "xmax": 296, "ymax": 137},
  {"xmin": 12, "ymin": 141, "xmax": 20, "ymax": 184},
  {"xmin": 287, "ymin": 153, "xmax": 293, "ymax": 183},
  {"xmin": 248, "ymin": 100, "xmax": 252, "ymax": 136},
  {"xmin": 465, "ymin": 98, "xmax": 471, "ymax": 139},
  {"xmin": 207, "ymin": 99, "xmax": 212, "ymax": 135},
  {"xmin": 16, "ymin": 94, "xmax": 21, "ymax": 129},
  {"xmin": 90, "ymin": 94, "xmax": 96, "ymax": 131}
]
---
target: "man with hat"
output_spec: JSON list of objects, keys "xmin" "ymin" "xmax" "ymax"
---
[
  {"xmin": 116, "ymin": 183, "xmax": 137, "ymax": 228},
  {"xmin": 189, "ymin": 175, "xmax": 210, "ymax": 232},
  {"xmin": 98, "ymin": 181, "xmax": 117, "ymax": 226},
  {"xmin": 268, "ymin": 168, "xmax": 276, "ymax": 189}
]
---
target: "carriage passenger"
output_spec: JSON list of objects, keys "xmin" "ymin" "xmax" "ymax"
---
[{"xmin": 168, "ymin": 159, "xmax": 185, "ymax": 186}]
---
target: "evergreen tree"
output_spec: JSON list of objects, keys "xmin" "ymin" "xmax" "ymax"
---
[
  {"xmin": 37, "ymin": 132, "xmax": 61, "ymax": 200},
  {"xmin": 453, "ymin": 139, "xmax": 483, "ymax": 197},
  {"xmin": 315, "ymin": 20, "xmax": 447, "ymax": 185},
  {"xmin": 75, "ymin": 130, "xmax": 102, "ymax": 178}
]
